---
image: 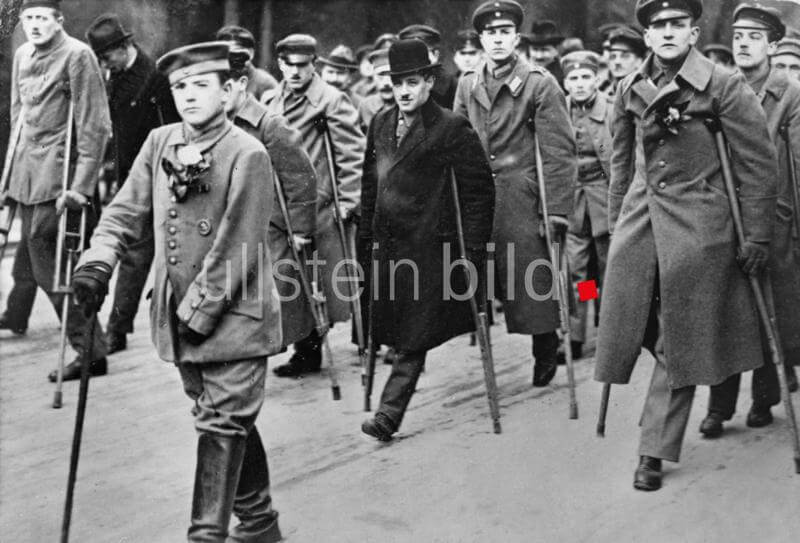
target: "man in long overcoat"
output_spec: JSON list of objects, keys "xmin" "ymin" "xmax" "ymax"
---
[
  {"xmin": 454, "ymin": 0, "xmax": 577, "ymax": 387},
  {"xmin": 85, "ymin": 13, "xmax": 179, "ymax": 355},
  {"xmin": 359, "ymin": 39, "xmax": 495, "ymax": 441},
  {"xmin": 561, "ymin": 51, "xmax": 613, "ymax": 359},
  {"xmin": 0, "ymin": 0, "xmax": 110, "ymax": 378},
  {"xmin": 226, "ymin": 51, "xmax": 319, "ymax": 353},
  {"xmin": 699, "ymin": 3, "xmax": 800, "ymax": 437},
  {"xmin": 594, "ymin": 0, "xmax": 779, "ymax": 491},
  {"xmin": 71, "ymin": 43, "xmax": 284, "ymax": 541},
  {"xmin": 263, "ymin": 34, "xmax": 365, "ymax": 377}
]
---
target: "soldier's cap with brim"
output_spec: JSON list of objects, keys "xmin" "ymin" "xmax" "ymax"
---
[
  {"xmin": 472, "ymin": 1, "xmax": 524, "ymax": 32},
  {"xmin": 398, "ymin": 24, "xmax": 442, "ymax": 47},
  {"xmin": 772, "ymin": 37, "xmax": 800, "ymax": 60},
  {"xmin": 732, "ymin": 4, "xmax": 785, "ymax": 41},
  {"xmin": 702, "ymin": 43, "xmax": 732, "ymax": 57},
  {"xmin": 388, "ymin": 38, "xmax": 440, "ymax": 77},
  {"xmin": 21, "ymin": 0, "xmax": 61, "ymax": 10},
  {"xmin": 368, "ymin": 48, "xmax": 391, "ymax": 74},
  {"xmin": 456, "ymin": 29, "xmax": 483, "ymax": 51},
  {"xmin": 157, "ymin": 41, "xmax": 231, "ymax": 85},
  {"xmin": 275, "ymin": 34, "xmax": 317, "ymax": 63},
  {"xmin": 636, "ymin": 0, "xmax": 703, "ymax": 27},
  {"xmin": 608, "ymin": 26, "xmax": 647, "ymax": 57},
  {"xmin": 318, "ymin": 44, "xmax": 358, "ymax": 70},
  {"xmin": 599, "ymin": 22, "xmax": 626, "ymax": 41},
  {"xmin": 561, "ymin": 50, "xmax": 600, "ymax": 75}
]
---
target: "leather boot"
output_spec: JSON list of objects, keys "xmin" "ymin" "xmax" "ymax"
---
[
  {"xmin": 48, "ymin": 357, "xmax": 107, "ymax": 382},
  {"xmin": 633, "ymin": 455, "xmax": 662, "ymax": 491},
  {"xmin": 0, "ymin": 313, "xmax": 26, "ymax": 335},
  {"xmin": 699, "ymin": 412, "xmax": 726, "ymax": 438},
  {"xmin": 532, "ymin": 332, "xmax": 558, "ymax": 387},
  {"xmin": 746, "ymin": 404, "xmax": 774, "ymax": 428},
  {"xmin": 228, "ymin": 428, "xmax": 281, "ymax": 543},
  {"xmin": 272, "ymin": 331, "xmax": 322, "ymax": 377},
  {"xmin": 188, "ymin": 433, "xmax": 247, "ymax": 542}
]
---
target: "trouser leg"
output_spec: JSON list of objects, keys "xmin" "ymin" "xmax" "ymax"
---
[
  {"xmin": 107, "ymin": 229, "xmax": 155, "ymax": 335},
  {"xmin": 178, "ymin": 357, "xmax": 268, "ymax": 542},
  {"xmin": 638, "ymin": 320, "xmax": 695, "ymax": 463},
  {"xmin": 567, "ymin": 229, "xmax": 591, "ymax": 344},
  {"xmin": 707, "ymin": 374, "xmax": 741, "ymax": 420},
  {"xmin": 751, "ymin": 358, "xmax": 783, "ymax": 409},
  {"xmin": 3, "ymin": 219, "xmax": 37, "ymax": 329},
  {"xmin": 532, "ymin": 331, "xmax": 559, "ymax": 363},
  {"xmin": 376, "ymin": 351, "xmax": 427, "ymax": 430}
]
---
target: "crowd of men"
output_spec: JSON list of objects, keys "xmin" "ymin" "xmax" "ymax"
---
[{"xmin": 2, "ymin": 0, "xmax": 800, "ymax": 541}]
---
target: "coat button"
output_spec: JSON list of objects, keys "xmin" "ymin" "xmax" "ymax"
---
[
  {"xmin": 168, "ymin": 226, "xmax": 177, "ymax": 234},
  {"xmin": 659, "ymin": 139, "xmax": 665, "ymax": 146},
  {"xmin": 658, "ymin": 182, "xmax": 666, "ymax": 189},
  {"xmin": 658, "ymin": 160, "xmax": 666, "ymax": 167},
  {"xmin": 190, "ymin": 301, "xmax": 199, "ymax": 309},
  {"xmin": 168, "ymin": 240, "xmax": 177, "ymax": 249},
  {"xmin": 169, "ymin": 209, "xmax": 177, "ymax": 218},
  {"xmin": 168, "ymin": 256, "xmax": 177, "ymax": 265}
]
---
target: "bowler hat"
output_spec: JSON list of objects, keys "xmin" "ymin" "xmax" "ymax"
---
[
  {"xmin": 388, "ymin": 38, "xmax": 439, "ymax": 76},
  {"xmin": 455, "ymin": 29, "xmax": 482, "ymax": 51},
  {"xmin": 157, "ymin": 41, "xmax": 231, "ymax": 85},
  {"xmin": 635, "ymin": 0, "xmax": 703, "ymax": 27},
  {"xmin": 733, "ymin": 3, "xmax": 786, "ymax": 41},
  {"xmin": 528, "ymin": 20, "xmax": 564, "ymax": 46},
  {"xmin": 608, "ymin": 26, "xmax": 647, "ymax": 57},
  {"xmin": 86, "ymin": 14, "xmax": 133, "ymax": 54}
]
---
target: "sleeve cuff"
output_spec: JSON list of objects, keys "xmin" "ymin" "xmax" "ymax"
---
[{"xmin": 176, "ymin": 284, "xmax": 218, "ymax": 336}]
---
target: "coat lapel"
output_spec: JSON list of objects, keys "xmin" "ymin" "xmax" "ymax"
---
[
  {"xmin": 471, "ymin": 65, "xmax": 492, "ymax": 111},
  {"xmin": 391, "ymin": 113, "xmax": 426, "ymax": 168},
  {"xmin": 644, "ymin": 48, "xmax": 712, "ymax": 118}
]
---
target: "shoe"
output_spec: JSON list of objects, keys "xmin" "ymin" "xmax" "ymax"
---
[
  {"xmin": 532, "ymin": 361, "xmax": 557, "ymax": 387},
  {"xmin": 189, "ymin": 433, "xmax": 247, "ymax": 541},
  {"xmin": 272, "ymin": 350, "xmax": 321, "ymax": 378},
  {"xmin": 633, "ymin": 456, "xmax": 662, "ymax": 491},
  {"xmin": 699, "ymin": 412, "xmax": 725, "ymax": 438},
  {"xmin": 557, "ymin": 341, "xmax": 583, "ymax": 365},
  {"xmin": 746, "ymin": 404, "xmax": 773, "ymax": 428},
  {"xmin": 0, "ymin": 314, "xmax": 26, "ymax": 336},
  {"xmin": 361, "ymin": 414, "xmax": 395, "ymax": 442},
  {"xmin": 105, "ymin": 332, "xmax": 127, "ymax": 354},
  {"xmin": 228, "ymin": 428, "xmax": 282, "ymax": 543},
  {"xmin": 47, "ymin": 357, "xmax": 107, "ymax": 382}
]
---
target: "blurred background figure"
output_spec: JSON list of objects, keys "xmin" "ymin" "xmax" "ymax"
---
[
  {"xmin": 560, "ymin": 37, "xmax": 585, "ymax": 56},
  {"xmin": 318, "ymin": 44, "xmax": 361, "ymax": 105},
  {"xmin": 357, "ymin": 47, "xmax": 395, "ymax": 131},
  {"xmin": 527, "ymin": 20, "xmax": 565, "ymax": 85},
  {"xmin": 215, "ymin": 25, "xmax": 277, "ymax": 99},
  {"xmin": 605, "ymin": 26, "xmax": 646, "ymax": 95},
  {"xmin": 453, "ymin": 29, "xmax": 484, "ymax": 76},
  {"xmin": 398, "ymin": 24, "xmax": 457, "ymax": 108},
  {"xmin": 702, "ymin": 43, "xmax": 734, "ymax": 67},
  {"xmin": 771, "ymin": 37, "xmax": 800, "ymax": 80}
]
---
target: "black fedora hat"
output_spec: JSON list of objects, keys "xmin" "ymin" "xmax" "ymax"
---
[
  {"xmin": 388, "ymin": 38, "xmax": 439, "ymax": 76},
  {"xmin": 86, "ymin": 14, "xmax": 133, "ymax": 54}
]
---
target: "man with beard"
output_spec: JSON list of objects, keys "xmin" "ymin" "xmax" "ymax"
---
[
  {"xmin": 772, "ymin": 37, "xmax": 800, "ymax": 81},
  {"xmin": 698, "ymin": 3, "xmax": 800, "ymax": 438},
  {"xmin": 85, "ymin": 13, "xmax": 179, "ymax": 355},
  {"xmin": 398, "ymin": 24, "xmax": 458, "ymax": 109},
  {"xmin": 0, "ymin": 0, "xmax": 110, "ymax": 378},
  {"xmin": 527, "ymin": 20, "xmax": 565, "ymax": 86},
  {"xmin": 262, "ymin": 34, "xmax": 365, "ymax": 378},
  {"xmin": 594, "ymin": 0, "xmax": 778, "ymax": 491},
  {"xmin": 357, "ymin": 48, "xmax": 395, "ymax": 132},
  {"xmin": 359, "ymin": 38, "xmax": 495, "ymax": 441},
  {"xmin": 605, "ymin": 26, "xmax": 647, "ymax": 96},
  {"xmin": 318, "ymin": 44, "xmax": 361, "ymax": 106},
  {"xmin": 561, "ymin": 51, "xmax": 612, "ymax": 361},
  {"xmin": 455, "ymin": 0, "xmax": 577, "ymax": 388}
]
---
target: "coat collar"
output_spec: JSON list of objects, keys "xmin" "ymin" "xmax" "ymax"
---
[
  {"xmin": 165, "ymin": 116, "xmax": 233, "ymax": 154},
  {"xmin": 388, "ymin": 98, "xmax": 441, "ymax": 168},
  {"xmin": 569, "ymin": 94, "xmax": 607, "ymax": 123},
  {"xmin": 635, "ymin": 47, "xmax": 713, "ymax": 117},
  {"xmin": 234, "ymin": 93, "xmax": 267, "ymax": 128},
  {"xmin": 472, "ymin": 55, "xmax": 531, "ymax": 110},
  {"xmin": 30, "ymin": 29, "xmax": 66, "ymax": 58},
  {"xmin": 762, "ymin": 67, "xmax": 789, "ymax": 102}
]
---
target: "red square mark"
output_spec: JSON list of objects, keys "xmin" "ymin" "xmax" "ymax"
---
[{"xmin": 577, "ymin": 280, "xmax": 598, "ymax": 302}]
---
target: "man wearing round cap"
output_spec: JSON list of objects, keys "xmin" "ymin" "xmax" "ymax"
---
[
  {"xmin": 772, "ymin": 37, "xmax": 800, "ymax": 81},
  {"xmin": 702, "ymin": 43, "xmax": 734, "ymax": 67},
  {"xmin": 263, "ymin": 33, "xmax": 365, "ymax": 378},
  {"xmin": 527, "ymin": 20, "xmax": 565, "ymax": 86},
  {"xmin": 454, "ymin": 29, "xmax": 484, "ymax": 77},
  {"xmin": 71, "ymin": 41, "xmax": 284, "ymax": 541},
  {"xmin": 215, "ymin": 25, "xmax": 278, "ymax": 100},
  {"xmin": 0, "ymin": 0, "xmax": 111, "ymax": 378},
  {"xmin": 698, "ymin": 3, "xmax": 800, "ymax": 439},
  {"xmin": 398, "ymin": 24, "xmax": 458, "ymax": 108},
  {"xmin": 359, "ymin": 38, "xmax": 495, "ymax": 441},
  {"xmin": 318, "ymin": 44, "xmax": 361, "ymax": 105},
  {"xmin": 561, "ymin": 51, "xmax": 612, "ymax": 361},
  {"xmin": 594, "ymin": 0, "xmax": 779, "ymax": 491},
  {"xmin": 605, "ymin": 26, "xmax": 647, "ymax": 96},
  {"xmin": 85, "ymin": 13, "xmax": 179, "ymax": 355},
  {"xmin": 455, "ymin": 0, "xmax": 577, "ymax": 388},
  {"xmin": 357, "ymin": 48, "xmax": 396, "ymax": 132}
]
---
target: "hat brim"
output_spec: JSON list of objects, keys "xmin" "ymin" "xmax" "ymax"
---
[
  {"xmin": 317, "ymin": 58, "xmax": 358, "ymax": 70},
  {"xmin": 91, "ymin": 31, "xmax": 134, "ymax": 54},
  {"xmin": 387, "ymin": 61, "xmax": 440, "ymax": 77}
]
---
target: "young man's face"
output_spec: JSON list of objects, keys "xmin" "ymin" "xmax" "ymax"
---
[
  {"xmin": 171, "ymin": 73, "xmax": 231, "ymax": 128},
  {"xmin": 20, "ymin": 7, "xmax": 62, "ymax": 47},
  {"xmin": 98, "ymin": 45, "xmax": 130, "ymax": 75},
  {"xmin": 645, "ymin": 17, "xmax": 698, "ymax": 62},
  {"xmin": 278, "ymin": 57, "xmax": 316, "ymax": 91},
  {"xmin": 772, "ymin": 53, "xmax": 800, "ymax": 81},
  {"xmin": 479, "ymin": 23, "xmax": 519, "ymax": 63},
  {"xmin": 224, "ymin": 75, "xmax": 249, "ymax": 114},
  {"xmin": 392, "ymin": 72, "xmax": 434, "ymax": 114},
  {"xmin": 372, "ymin": 68, "xmax": 394, "ymax": 101},
  {"xmin": 564, "ymin": 68, "xmax": 599, "ymax": 103},
  {"xmin": 608, "ymin": 48, "xmax": 642, "ymax": 79},
  {"xmin": 320, "ymin": 65, "xmax": 353, "ymax": 90},
  {"xmin": 454, "ymin": 47, "xmax": 483, "ymax": 73},
  {"xmin": 733, "ymin": 28, "xmax": 773, "ymax": 70},
  {"xmin": 529, "ymin": 45, "xmax": 559, "ymax": 67}
]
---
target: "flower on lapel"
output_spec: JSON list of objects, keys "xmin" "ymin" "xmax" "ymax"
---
[
  {"xmin": 655, "ymin": 101, "xmax": 691, "ymax": 136},
  {"xmin": 161, "ymin": 144, "xmax": 212, "ymax": 202}
]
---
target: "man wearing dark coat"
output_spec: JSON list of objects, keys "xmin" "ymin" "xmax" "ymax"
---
[
  {"xmin": 527, "ymin": 20, "xmax": 565, "ymax": 87},
  {"xmin": 85, "ymin": 13, "xmax": 179, "ymax": 355},
  {"xmin": 699, "ymin": 3, "xmax": 800, "ymax": 438},
  {"xmin": 594, "ymin": 0, "xmax": 779, "ymax": 491},
  {"xmin": 360, "ymin": 39, "xmax": 495, "ymax": 441},
  {"xmin": 455, "ymin": 0, "xmax": 577, "ymax": 388}
]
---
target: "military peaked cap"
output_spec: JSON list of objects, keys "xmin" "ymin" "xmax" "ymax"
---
[
  {"xmin": 635, "ymin": 0, "xmax": 703, "ymax": 27},
  {"xmin": 157, "ymin": 41, "xmax": 231, "ymax": 85}
]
